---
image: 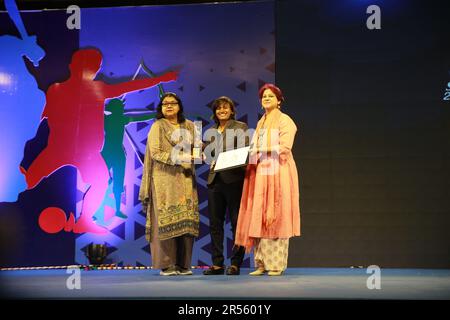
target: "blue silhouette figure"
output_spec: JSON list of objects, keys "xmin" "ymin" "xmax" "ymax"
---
[{"xmin": 0, "ymin": 0, "xmax": 46, "ymax": 202}]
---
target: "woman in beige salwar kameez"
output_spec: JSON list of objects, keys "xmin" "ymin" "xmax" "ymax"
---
[
  {"xmin": 235, "ymin": 84, "xmax": 301, "ymax": 276},
  {"xmin": 139, "ymin": 92, "xmax": 199, "ymax": 276}
]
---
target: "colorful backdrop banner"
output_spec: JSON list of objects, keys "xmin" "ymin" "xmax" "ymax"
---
[{"xmin": 0, "ymin": 1, "xmax": 275, "ymax": 267}]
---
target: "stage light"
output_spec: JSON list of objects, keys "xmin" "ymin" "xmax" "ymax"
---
[
  {"xmin": 86, "ymin": 243, "xmax": 107, "ymax": 265},
  {"xmin": 0, "ymin": 72, "xmax": 12, "ymax": 86}
]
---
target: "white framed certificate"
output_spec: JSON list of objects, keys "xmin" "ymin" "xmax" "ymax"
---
[{"xmin": 213, "ymin": 146, "xmax": 250, "ymax": 172}]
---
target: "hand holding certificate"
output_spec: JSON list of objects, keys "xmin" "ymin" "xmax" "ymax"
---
[{"xmin": 213, "ymin": 146, "xmax": 250, "ymax": 172}]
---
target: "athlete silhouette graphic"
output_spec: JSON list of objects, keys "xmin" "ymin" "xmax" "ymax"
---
[
  {"xmin": 101, "ymin": 98, "xmax": 156, "ymax": 219},
  {"xmin": 24, "ymin": 48, "xmax": 178, "ymax": 233},
  {"xmin": 0, "ymin": 0, "xmax": 46, "ymax": 202}
]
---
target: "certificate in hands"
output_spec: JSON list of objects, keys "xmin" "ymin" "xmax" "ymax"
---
[{"xmin": 213, "ymin": 146, "xmax": 250, "ymax": 172}]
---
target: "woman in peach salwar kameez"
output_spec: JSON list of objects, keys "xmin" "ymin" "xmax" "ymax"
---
[{"xmin": 235, "ymin": 84, "xmax": 300, "ymax": 276}]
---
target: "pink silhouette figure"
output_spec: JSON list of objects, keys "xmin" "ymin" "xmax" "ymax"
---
[{"xmin": 24, "ymin": 48, "xmax": 178, "ymax": 234}]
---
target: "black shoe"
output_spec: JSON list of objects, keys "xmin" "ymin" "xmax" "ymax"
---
[
  {"xmin": 226, "ymin": 265, "xmax": 240, "ymax": 275},
  {"xmin": 203, "ymin": 266, "xmax": 225, "ymax": 275}
]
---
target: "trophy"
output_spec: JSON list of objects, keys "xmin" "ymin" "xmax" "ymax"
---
[{"xmin": 193, "ymin": 147, "xmax": 201, "ymax": 159}]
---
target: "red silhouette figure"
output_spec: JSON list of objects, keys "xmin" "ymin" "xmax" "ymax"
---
[{"xmin": 25, "ymin": 48, "xmax": 178, "ymax": 234}]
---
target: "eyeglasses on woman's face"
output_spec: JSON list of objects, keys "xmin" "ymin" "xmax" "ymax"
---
[{"xmin": 162, "ymin": 101, "xmax": 179, "ymax": 107}]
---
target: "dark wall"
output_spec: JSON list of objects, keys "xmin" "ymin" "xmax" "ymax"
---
[
  {"xmin": 5, "ymin": 0, "xmax": 450, "ymax": 268},
  {"xmin": 276, "ymin": 0, "xmax": 450, "ymax": 267}
]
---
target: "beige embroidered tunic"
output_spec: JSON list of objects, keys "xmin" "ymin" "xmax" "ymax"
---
[{"xmin": 139, "ymin": 118, "xmax": 199, "ymax": 242}]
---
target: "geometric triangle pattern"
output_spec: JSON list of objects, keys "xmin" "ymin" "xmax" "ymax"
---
[
  {"xmin": 75, "ymin": 74, "xmax": 159, "ymax": 267},
  {"xmin": 75, "ymin": 3, "xmax": 275, "ymax": 269},
  {"xmin": 237, "ymin": 81, "xmax": 246, "ymax": 92},
  {"xmin": 265, "ymin": 62, "xmax": 275, "ymax": 74}
]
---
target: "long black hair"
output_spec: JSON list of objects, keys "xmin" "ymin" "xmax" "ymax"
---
[{"xmin": 156, "ymin": 92, "xmax": 186, "ymax": 123}]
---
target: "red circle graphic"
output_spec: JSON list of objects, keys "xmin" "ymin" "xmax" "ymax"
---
[{"xmin": 38, "ymin": 207, "xmax": 66, "ymax": 234}]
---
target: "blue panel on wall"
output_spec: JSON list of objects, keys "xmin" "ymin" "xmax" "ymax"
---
[
  {"xmin": 0, "ymin": 7, "xmax": 80, "ymax": 267},
  {"xmin": 0, "ymin": 1, "xmax": 274, "ymax": 267}
]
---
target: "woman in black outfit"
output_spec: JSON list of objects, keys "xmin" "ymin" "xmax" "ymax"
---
[{"xmin": 203, "ymin": 96, "xmax": 248, "ymax": 275}]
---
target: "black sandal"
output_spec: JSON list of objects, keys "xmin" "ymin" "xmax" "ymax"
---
[{"xmin": 203, "ymin": 266, "xmax": 225, "ymax": 275}]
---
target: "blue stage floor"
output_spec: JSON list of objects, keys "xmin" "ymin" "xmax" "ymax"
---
[{"xmin": 1, "ymin": 268, "xmax": 450, "ymax": 299}]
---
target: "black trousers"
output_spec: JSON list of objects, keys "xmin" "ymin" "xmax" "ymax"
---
[{"xmin": 207, "ymin": 175, "xmax": 245, "ymax": 267}]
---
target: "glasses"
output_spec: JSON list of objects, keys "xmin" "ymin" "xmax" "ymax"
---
[{"xmin": 162, "ymin": 102, "xmax": 179, "ymax": 107}]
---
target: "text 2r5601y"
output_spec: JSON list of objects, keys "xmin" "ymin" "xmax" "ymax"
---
[{"xmin": 222, "ymin": 304, "xmax": 271, "ymax": 315}]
